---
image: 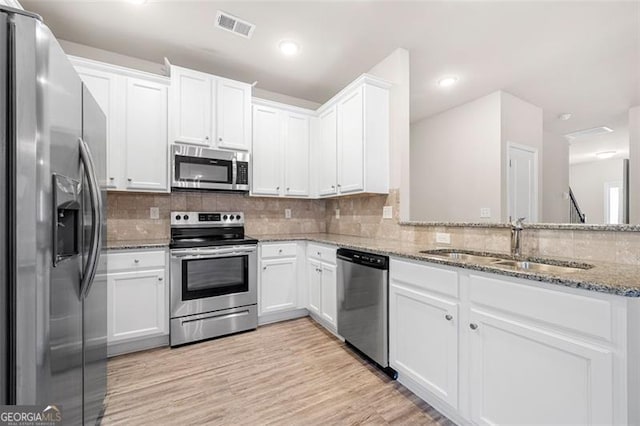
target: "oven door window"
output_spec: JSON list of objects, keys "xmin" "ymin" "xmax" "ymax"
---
[
  {"xmin": 175, "ymin": 155, "xmax": 233, "ymax": 184},
  {"xmin": 182, "ymin": 255, "xmax": 248, "ymax": 300}
]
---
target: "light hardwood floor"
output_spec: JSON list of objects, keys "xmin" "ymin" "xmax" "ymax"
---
[{"xmin": 103, "ymin": 317, "xmax": 453, "ymax": 425}]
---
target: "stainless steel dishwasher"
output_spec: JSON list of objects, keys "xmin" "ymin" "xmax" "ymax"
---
[{"xmin": 337, "ymin": 248, "xmax": 397, "ymax": 379}]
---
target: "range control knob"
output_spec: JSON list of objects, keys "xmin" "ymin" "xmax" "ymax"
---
[
  {"xmin": 183, "ymin": 215, "xmax": 189, "ymax": 220},
  {"xmin": 223, "ymin": 215, "xmax": 228, "ymax": 220},
  {"xmin": 175, "ymin": 215, "xmax": 181, "ymax": 220},
  {"xmin": 235, "ymin": 215, "xmax": 241, "ymax": 220}
]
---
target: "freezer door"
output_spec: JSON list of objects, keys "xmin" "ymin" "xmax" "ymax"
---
[
  {"xmin": 0, "ymin": 10, "xmax": 7, "ymax": 406},
  {"xmin": 81, "ymin": 84, "xmax": 107, "ymax": 425},
  {"xmin": 12, "ymin": 14, "xmax": 84, "ymax": 424}
]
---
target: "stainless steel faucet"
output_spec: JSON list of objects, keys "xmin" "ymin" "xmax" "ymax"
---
[{"xmin": 511, "ymin": 217, "xmax": 526, "ymax": 257}]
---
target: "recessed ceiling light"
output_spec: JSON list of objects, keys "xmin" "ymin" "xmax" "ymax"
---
[
  {"xmin": 279, "ymin": 40, "xmax": 300, "ymax": 56},
  {"xmin": 437, "ymin": 76, "xmax": 458, "ymax": 87},
  {"xmin": 558, "ymin": 113, "xmax": 572, "ymax": 121},
  {"xmin": 595, "ymin": 151, "xmax": 616, "ymax": 159}
]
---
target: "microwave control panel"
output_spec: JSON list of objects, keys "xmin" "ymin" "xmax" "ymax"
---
[{"xmin": 237, "ymin": 162, "xmax": 249, "ymax": 185}]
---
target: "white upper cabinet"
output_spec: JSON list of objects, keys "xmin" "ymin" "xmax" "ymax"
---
[
  {"xmin": 171, "ymin": 67, "xmax": 213, "ymax": 146},
  {"xmin": 337, "ymin": 86, "xmax": 365, "ymax": 194},
  {"xmin": 283, "ymin": 112, "xmax": 310, "ymax": 197},
  {"xmin": 217, "ymin": 78, "xmax": 251, "ymax": 151},
  {"xmin": 124, "ymin": 78, "xmax": 168, "ymax": 191},
  {"xmin": 317, "ymin": 106, "xmax": 338, "ymax": 196},
  {"xmin": 73, "ymin": 65, "xmax": 122, "ymax": 189},
  {"xmin": 169, "ymin": 65, "xmax": 251, "ymax": 152},
  {"xmin": 70, "ymin": 56, "xmax": 170, "ymax": 193},
  {"xmin": 312, "ymin": 74, "xmax": 390, "ymax": 198},
  {"xmin": 251, "ymin": 99, "xmax": 312, "ymax": 198},
  {"xmin": 252, "ymin": 104, "xmax": 282, "ymax": 195}
]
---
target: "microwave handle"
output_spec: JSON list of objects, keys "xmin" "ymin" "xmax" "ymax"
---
[{"xmin": 232, "ymin": 157, "xmax": 237, "ymax": 185}]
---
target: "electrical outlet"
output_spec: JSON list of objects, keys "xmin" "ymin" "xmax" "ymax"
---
[
  {"xmin": 382, "ymin": 206, "xmax": 393, "ymax": 219},
  {"xmin": 149, "ymin": 207, "xmax": 159, "ymax": 220},
  {"xmin": 436, "ymin": 232, "xmax": 451, "ymax": 244},
  {"xmin": 480, "ymin": 208, "xmax": 491, "ymax": 218},
  {"xmin": 335, "ymin": 209, "xmax": 340, "ymax": 219},
  {"xmin": 284, "ymin": 208, "xmax": 292, "ymax": 219}
]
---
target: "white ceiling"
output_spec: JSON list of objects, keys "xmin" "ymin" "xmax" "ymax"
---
[{"xmin": 21, "ymin": 0, "xmax": 640, "ymax": 148}]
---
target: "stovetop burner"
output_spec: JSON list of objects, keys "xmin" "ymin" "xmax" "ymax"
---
[{"xmin": 169, "ymin": 211, "xmax": 257, "ymax": 249}]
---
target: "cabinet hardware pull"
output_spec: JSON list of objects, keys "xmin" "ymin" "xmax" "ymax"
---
[
  {"xmin": 469, "ymin": 323, "xmax": 479, "ymax": 330},
  {"xmin": 278, "ymin": 249, "xmax": 283, "ymax": 253},
  {"xmin": 134, "ymin": 259, "xmax": 139, "ymax": 263},
  {"xmin": 219, "ymin": 137, "xmax": 223, "ymax": 141},
  {"xmin": 109, "ymin": 177, "xmax": 114, "ymax": 180},
  {"xmin": 158, "ymin": 277, "xmax": 163, "ymax": 281},
  {"xmin": 317, "ymin": 252, "xmax": 321, "ymax": 256},
  {"xmin": 276, "ymin": 186, "xmax": 280, "ymax": 190},
  {"xmin": 286, "ymin": 187, "xmax": 290, "ymax": 191},
  {"xmin": 445, "ymin": 314, "xmax": 453, "ymax": 321},
  {"xmin": 127, "ymin": 178, "xmax": 132, "ymax": 182},
  {"xmin": 205, "ymin": 136, "xmax": 209, "ymax": 140},
  {"xmin": 263, "ymin": 266, "xmax": 267, "ymax": 270},
  {"xmin": 331, "ymin": 185, "xmax": 335, "ymax": 189}
]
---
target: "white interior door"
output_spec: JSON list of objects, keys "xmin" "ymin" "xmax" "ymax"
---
[{"xmin": 507, "ymin": 143, "xmax": 538, "ymax": 222}]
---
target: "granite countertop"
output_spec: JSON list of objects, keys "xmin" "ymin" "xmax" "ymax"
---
[
  {"xmin": 251, "ymin": 233, "xmax": 640, "ymax": 298},
  {"xmin": 107, "ymin": 239, "xmax": 170, "ymax": 250}
]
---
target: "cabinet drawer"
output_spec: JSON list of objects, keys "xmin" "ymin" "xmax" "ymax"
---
[
  {"xmin": 108, "ymin": 250, "xmax": 166, "ymax": 272},
  {"xmin": 307, "ymin": 243, "xmax": 337, "ymax": 264},
  {"xmin": 390, "ymin": 258, "xmax": 459, "ymax": 298},
  {"xmin": 469, "ymin": 274, "xmax": 613, "ymax": 342},
  {"xmin": 261, "ymin": 243, "xmax": 297, "ymax": 258}
]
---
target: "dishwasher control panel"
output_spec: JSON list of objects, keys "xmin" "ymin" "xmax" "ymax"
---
[{"xmin": 337, "ymin": 248, "xmax": 389, "ymax": 270}]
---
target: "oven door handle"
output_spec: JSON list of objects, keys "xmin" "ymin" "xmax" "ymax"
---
[{"xmin": 171, "ymin": 247, "xmax": 256, "ymax": 259}]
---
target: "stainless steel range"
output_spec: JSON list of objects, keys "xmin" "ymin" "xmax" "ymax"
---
[{"xmin": 169, "ymin": 211, "xmax": 258, "ymax": 346}]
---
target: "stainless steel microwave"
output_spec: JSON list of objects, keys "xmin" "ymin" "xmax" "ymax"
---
[{"xmin": 171, "ymin": 144, "xmax": 250, "ymax": 192}]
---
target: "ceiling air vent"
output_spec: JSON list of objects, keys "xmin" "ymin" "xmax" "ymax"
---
[
  {"xmin": 565, "ymin": 126, "xmax": 614, "ymax": 140},
  {"xmin": 215, "ymin": 11, "xmax": 255, "ymax": 39}
]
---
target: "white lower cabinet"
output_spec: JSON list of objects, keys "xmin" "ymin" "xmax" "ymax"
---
[
  {"xmin": 106, "ymin": 249, "xmax": 168, "ymax": 356},
  {"xmin": 260, "ymin": 257, "xmax": 298, "ymax": 314},
  {"xmin": 306, "ymin": 243, "xmax": 338, "ymax": 331},
  {"xmin": 468, "ymin": 308, "xmax": 613, "ymax": 426},
  {"xmin": 389, "ymin": 257, "xmax": 629, "ymax": 426},
  {"xmin": 389, "ymin": 282, "xmax": 459, "ymax": 408},
  {"xmin": 258, "ymin": 242, "xmax": 307, "ymax": 324}
]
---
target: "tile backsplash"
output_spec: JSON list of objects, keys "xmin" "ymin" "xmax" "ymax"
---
[{"xmin": 108, "ymin": 189, "xmax": 640, "ymax": 265}]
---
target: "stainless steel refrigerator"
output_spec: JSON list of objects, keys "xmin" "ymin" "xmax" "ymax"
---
[{"xmin": 0, "ymin": 6, "xmax": 107, "ymax": 425}]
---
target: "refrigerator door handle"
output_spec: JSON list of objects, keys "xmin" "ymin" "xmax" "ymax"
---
[{"xmin": 78, "ymin": 137, "xmax": 102, "ymax": 299}]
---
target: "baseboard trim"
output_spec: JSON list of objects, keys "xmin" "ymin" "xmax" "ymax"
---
[
  {"xmin": 396, "ymin": 372, "xmax": 468, "ymax": 426},
  {"xmin": 259, "ymin": 308, "xmax": 309, "ymax": 325},
  {"xmin": 107, "ymin": 334, "xmax": 169, "ymax": 357}
]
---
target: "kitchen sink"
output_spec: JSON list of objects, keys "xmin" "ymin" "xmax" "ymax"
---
[
  {"xmin": 419, "ymin": 250, "xmax": 504, "ymax": 264},
  {"xmin": 419, "ymin": 249, "xmax": 593, "ymax": 274},
  {"xmin": 491, "ymin": 259, "xmax": 586, "ymax": 274}
]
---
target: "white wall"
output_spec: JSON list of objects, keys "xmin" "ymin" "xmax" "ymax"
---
[
  {"xmin": 500, "ymin": 91, "xmax": 543, "ymax": 221},
  {"xmin": 368, "ymin": 48, "xmax": 411, "ymax": 218},
  {"xmin": 629, "ymin": 106, "xmax": 640, "ymax": 223},
  {"xmin": 570, "ymin": 158, "xmax": 626, "ymax": 224},
  {"xmin": 542, "ymin": 131, "xmax": 570, "ymax": 222},
  {"xmin": 410, "ymin": 91, "xmax": 502, "ymax": 221}
]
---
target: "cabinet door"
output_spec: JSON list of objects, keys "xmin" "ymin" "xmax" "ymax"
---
[
  {"xmin": 283, "ymin": 112, "xmax": 310, "ymax": 197},
  {"xmin": 307, "ymin": 259, "xmax": 322, "ymax": 315},
  {"xmin": 260, "ymin": 257, "xmax": 297, "ymax": 315},
  {"xmin": 124, "ymin": 78, "xmax": 168, "ymax": 191},
  {"xmin": 469, "ymin": 309, "xmax": 614, "ymax": 426},
  {"xmin": 317, "ymin": 106, "xmax": 338, "ymax": 196},
  {"xmin": 389, "ymin": 282, "xmax": 459, "ymax": 408},
  {"xmin": 337, "ymin": 86, "xmax": 364, "ymax": 194},
  {"xmin": 320, "ymin": 263, "xmax": 337, "ymax": 328},
  {"xmin": 216, "ymin": 78, "xmax": 251, "ymax": 151},
  {"xmin": 75, "ymin": 66, "xmax": 123, "ymax": 189},
  {"xmin": 251, "ymin": 105, "xmax": 282, "ymax": 195},
  {"xmin": 107, "ymin": 269, "xmax": 167, "ymax": 343},
  {"xmin": 171, "ymin": 67, "xmax": 213, "ymax": 146}
]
